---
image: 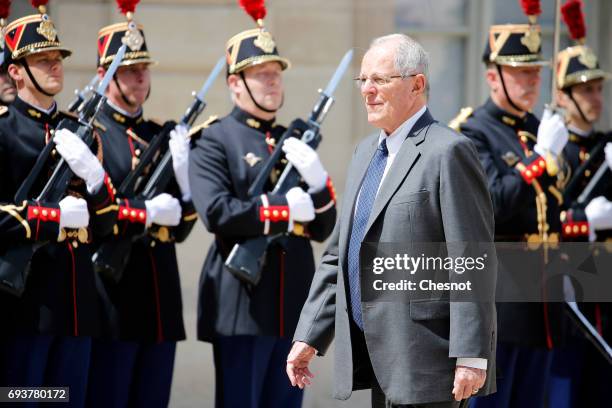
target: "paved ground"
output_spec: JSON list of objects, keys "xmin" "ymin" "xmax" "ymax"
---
[{"xmin": 169, "ymin": 223, "xmax": 371, "ymax": 408}]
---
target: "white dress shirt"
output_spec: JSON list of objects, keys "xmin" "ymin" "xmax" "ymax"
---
[{"xmin": 358, "ymin": 106, "xmax": 487, "ymax": 371}]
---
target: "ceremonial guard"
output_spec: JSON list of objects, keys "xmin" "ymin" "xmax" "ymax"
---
[
  {"xmin": 0, "ymin": 1, "xmax": 15, "ymax": 106},
  {"xmin": 452, "ymin": 3, "xmax": 570, "ymax": 407},
  {"xmin": 0, "ymin": 1, "xmax": 117, "ymax": 406},
  {"xmin": 189, "ymin": 1, "xmax": 336, "ymax": 406},
  {"xmin": 547, "ymin": 1, "xmax": 612, "ymax": 406},
  {"xmin": 85, "ymin": 1, "xmax": 196, "ymax": 407}
]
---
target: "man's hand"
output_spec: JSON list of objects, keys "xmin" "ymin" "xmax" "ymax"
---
[
  {"xmin": 285, "ymin": 187, "xmax": 315, "ymax": 223},
  {"xmin": 282, "ymin": 137, "xmax": 328, "ymax": 193},
  {"xmin": 54, "ymin": 128, "xmax": 105, "ymax": 194},
  {"xmin": 169, "ymin": 124, "xmax": 191, "ymax": 201},
  {"xmin": 286, "ymin": 341, "xmax": 317, "ymax": 389},
  {"xmin": 452, "ymin": 366, "xmax": 486, "ymax": 401},
  {"xmin": 534, "ymin": 108, "xmax": 569, "ymax": 158},
  {"xmin": 585, "ymin": 196, "xmax": 612, "ymax": 231},
  {"xmin": 145, "ymin": 193, "xmax": 181, "ymax": 227},
  {"xmin": 58, "ymin": 196, "xmax": 90, "ymax": 229},
  {"xmin": 604, "ymin": 142, "xmax": 612, "ymax": 171}
]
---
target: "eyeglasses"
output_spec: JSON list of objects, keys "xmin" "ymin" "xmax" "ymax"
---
[{"xmin": 353, "ymin": 73, "xmax": 418, "ymax": 89}]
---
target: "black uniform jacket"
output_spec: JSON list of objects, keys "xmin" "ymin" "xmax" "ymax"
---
[
  {"xmin": 189, "ymin": 107, "xmax": 337, "ymax": 341},
  {"xmin": 0, "ymin": 96, "xmax": 116, "ymax": 337},
  {"xmin": 561, "ymin": 129, "xmax": 612, "ymax": 340},
  {"xmin": 459, "ymin": 98, "xmax": 568, "ymax": 347},
  {"xmin": 93, "ymin": 102, "xmax": 196, "ymax": 342}
]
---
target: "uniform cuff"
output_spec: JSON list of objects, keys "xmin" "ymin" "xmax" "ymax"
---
[
  {"xmin": 514, "ymin": 154, "xmax": 547, "ymax": 185},
  {"xmin": 114, "ymin": 199, "xmax": 147, "ymax": 236},
  {"xmin": 88, "ymin": 173, "xmax": 116, "ymax": 212},
  {"xmin": 259, "ymin": 194, "xmax": 290, "ymax": 235},
  {"xmin": 27, "ymin": 201, "xmax": 61, "ymax": 241},
  {"xmin": 181, "ymin": 199, "xmax": 198, "ymax": 222},
  {"xmin": 562, "ymin": 207, "xmax": 590, "ymax": 239},
  {"xmin": 310, "ymin": 177, "xmax": 336, "ymax": 214}
]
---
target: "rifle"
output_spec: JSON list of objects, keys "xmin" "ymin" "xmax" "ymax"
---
[
  {"xmin": 0, "ymin": 45, "xmax": 128, "ymax": 297},
  {"xmin": 577, "ymin": 160, "xmax": 611, "ymax": 206},
  {"xmin": 565, "ymin": 302, "xmax": 612, "ymax": 365},
  {"xmin": 92, "ymin": 57, "xmax": 225, "ymax": 283},
  {"xmin": 224, "ymin": 49, "xmax": 354, "ymax": 285},
  {"xmin": 67, "ymin": 74, "xmax": 100, "ymax": 113}
]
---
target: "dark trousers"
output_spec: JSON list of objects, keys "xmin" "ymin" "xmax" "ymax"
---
[
  {"xmin": 547, "ymin": 337, "xmax": 584, "ymax": 408},
  {"xmin": 470, "ymin": 342, "xmax": 552, "ymax": 408},
  {"xmin": 0, "ymin": 334, "xmax": 91, "ymax": 408},
  {"xmin": 86, "ymin": 339, "xmax": 176, "ymax": 408},
  {"xmin": 577, "ymin": 338, "xmax": 612, "ymax": 406},
  {"xmin": 212, "ymin": 335, "xmax": 303, "ymax": 408},
  {"xmin": 372, "ymin": 384, "xmax": 465, "ymax": 408}
]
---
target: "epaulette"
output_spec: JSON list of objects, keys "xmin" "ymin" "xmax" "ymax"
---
[
  {"xmin": 189, "ymin": 115, "xmax": 219, "ymax": 138},
  {"xmin": 448, "ymin": 107, "xmax": 473, "ymax": 132},
  {"xmin": 0, "ymin": 105, "xmax": 8, "ymax": 117}
]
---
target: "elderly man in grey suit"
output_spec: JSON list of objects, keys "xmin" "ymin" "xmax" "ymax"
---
[{"xmin": 285, "ymin": 34, "xmax": 497, "ymax": 408}]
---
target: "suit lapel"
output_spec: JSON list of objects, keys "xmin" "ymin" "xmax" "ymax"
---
[{"xmin": 364, "ymin": 110, "xmax": 434, "ymax": 234}]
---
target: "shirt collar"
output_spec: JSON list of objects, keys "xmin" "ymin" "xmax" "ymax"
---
[
  {"xmin": 13, "ymin": 96, "xmax": 59, "ymax": 124},
  {"xmin": 567, "ymin": 125, "xmax": 593, "ymax": 138},
  {"xmin": 103, "ymin": 100, "xmax": 144, "ymax": 127},
  {"xmin": 230, "ymin": 106, "xmax": 277, "ymax": 134},
  {"xmin": 377, "ymin": 105, "xmax": 427, "ymax": 154}
]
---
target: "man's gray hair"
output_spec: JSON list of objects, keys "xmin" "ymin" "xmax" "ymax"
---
[{"xmin": 369, "ymin": 34, "xmax": 430, "ymax": 94}]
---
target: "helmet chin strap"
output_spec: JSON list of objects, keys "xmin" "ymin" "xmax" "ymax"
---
[
  {"xmin": 22, "ymin": 59, "xmax": 55, "ymax": 97},
  {"xmin": 239, "ymin": 71, "xmax": 283, "ymax": 114},
  {"xmin": 112, "ymin": 73, "xmax": 151, "ymax": 109},
  {"xmin": 496, "ymin": 64, "xmax": 525, "ymax": 114},
  {"xmin": 565, "ymin": 88, "xmax": 592, "ymax": 125},
  {"xmin": 113, "ymin": 74, "xmax": 137, "ymax": 108}
]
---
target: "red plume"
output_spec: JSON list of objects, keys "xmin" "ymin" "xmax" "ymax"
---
[
  {"xmin": 561, "ymin": 0, "xmax": 586, "ymax": 41},
  {"xmin": 0, "ymin": 0, "xmax": 11, "ymax": 20},
  {"xmin": 116, "ymin": 0, "xmax": 140, "ymax": 15},
  {"xmin": 30, "ymin": 0, "xmax": 49, "ymax": 9},
  {"xmin": 239, "ymin": 0, "xmax": 266, "ymax": 23},
  {"xmin": 519, "ymin": 0, "xmax": 541, "ymax": 16}
]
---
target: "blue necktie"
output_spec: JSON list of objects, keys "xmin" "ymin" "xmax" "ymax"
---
[{"xmin": 347, "ymin": 139, "xmax": 388, "ymax": 329}]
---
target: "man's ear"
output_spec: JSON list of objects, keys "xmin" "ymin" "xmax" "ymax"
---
[
  {"xmin": 96, "ymin": 66, "xmax": 106, "ymax": 81},
  {"xmin": 227, "ymin": 74, "xmax": 241, "ymax": 95},
  {"xmin": 7, "ymin": 63, "xmax": 23, "ymax": 83},
  {"xmin": 485, "ymin": 67, "xmax": 499, "ymax": 91},
  {"xmin": 414, "ymin": 74, "xmax": 427, "ymax": 95},
  {"xmin": 555, "ymin": 88, "xmax": 569, "ymax": 108}
]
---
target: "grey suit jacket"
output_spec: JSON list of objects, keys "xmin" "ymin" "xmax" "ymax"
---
[{"xmin": 293, "ymin": 110, "xmax": 497, "ymax": 405}]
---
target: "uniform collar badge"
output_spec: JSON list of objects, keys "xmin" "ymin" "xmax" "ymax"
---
[{"xmin": 243, "ymin": 152, "xmax": 263, "ymax": 167}]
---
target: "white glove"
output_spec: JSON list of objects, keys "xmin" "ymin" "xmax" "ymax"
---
[
  {"xmin": 144, "ymin": 193, "xmax": 181, "ymax": 227},
  {"xmin": 282, "ymin": 137, "xmax": 328, "ymax": 193},
  {"xmin": 58, "ymin": 196, "xmax": 90, "ymax": 229},
  {"xmin": 534, "ymin": 109, "xmax": 569, "ymax": 158},
  {"xmin": 585, "ymin": 196, "xmax": 612, "ymax": 231},
  {"xmin": 285, "ymin": 187, "xmax": 315, "ymax": 232},
  {"xmin": 53, "ymin": 128, "xmax": 105, "ymax": 194},
  {"xmin": 604, "ymin": 142, "xmax": 612, "ymax": 171},
  {"xmin": 169, "ymin": 124, "xmax": 191, "ymax": 202}
]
